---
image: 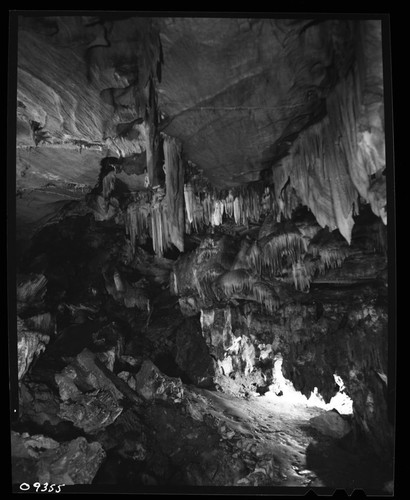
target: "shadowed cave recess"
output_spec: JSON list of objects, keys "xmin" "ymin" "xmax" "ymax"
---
[{"xmin": 11, "ymin": 12, "xmax": 395, "ymax": 495}]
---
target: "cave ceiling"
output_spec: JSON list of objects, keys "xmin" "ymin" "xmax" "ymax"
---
[{"xmin": 12, "ymin": 13, "xmax": 388, "ymax": 243}]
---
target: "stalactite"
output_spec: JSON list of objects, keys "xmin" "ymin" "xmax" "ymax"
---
[
  {"xmin": 203, "ymin": 192, "xmax": 212, "ymax": 227},
  {"xmin": 213, "ymin": 267, "xmax": 280, "ymax": 313},
  {"xmin": 252, "ymin": 282, "xmax": 280, "ymax": 312},
  {"xmin": 184, "ymin": 184, "xmax": 205, "ymax": 235},
  {"xmin": 261, "ymin": 187, "xmax": 273, "ymax": 215},
  {"xmin": 308, "ymin": 230, "xmax": 350, "ymax": 273},
  {"xmin": 225, "ymin": 190, "xmax": 234, "ymax": 218},
  {"xmin": 246, "ymin": 240, "xmax": 262, "ymax": 275},
  {"xmin": 178, "ymin": 182, "xmax": 287, "ymax": 235},
  {"xmin": 192, "ymin": 194, "xmax": 205, "ymax": 232},
  {"xmin": 261, "ymin": 232, "xmax": 307, "ymax": 274},
  {"xmin": 292, "ymin": 260, "xmax": 311, "ymax": 292},
  {"xmin": 233, "ymin": 195, "xmax": 241, "ymax": 225},
  {"xmin": 257, "ymin": 221, "xmax": 307, "ymax": 276},
  {"xmin": 199, "ymin": 263, "xmax": 227, "ymax": 300},
  {"xmin": 231, "ymin": 238, "xmax": 252, "ymax": 270},
  {"xmin": 164, "ymin": 135, "xmax": 185, "ymax": 252},
  {"xmin": 258, "ymin": 212, "xmax": 277, "ymax": 240},
  {"xmin": 367, "ymin": 175, "xmax": 387, "ymax": 225},
  {"xmin": 144, "ymin": 74, "xmax": 161, "ymax": 187},
  {"xmin": 217, "ymin": 269, "xmax": 253, "ymax": 298},
  {"xmin": 184, "ymin": 183, "xmax": 195, "ymax": 225},
  {"xmin": 151, "ymin": 188, "xmax": 171, "ymax": 257},
  {"xmin": 212, "ymin": 199, "xmax": 224, "ymax": 226},
  {"xmin": 270, "ymin": 24, "xmax": 386, "ymax": 242},
  {"xmin": 102, "ymin": 170, "xmax": 116, "ymax": 199},
  {"xmin": 324, "ymin": 80, "xmax": 359, "ymax": 244},
  {"xmin": 144, "ymin": 121, "xmax": 154, "ymax": 188},
  {"xmin": 125, "ymin": 201, "xmax": 150, "ymax": 252},
  {"xmin": 113, "ymin": 270, "xmax": 125, "ymax": 292},
  {"xmin": 280, "ymin": 185, "xmax": 301, "ymax": 220}
]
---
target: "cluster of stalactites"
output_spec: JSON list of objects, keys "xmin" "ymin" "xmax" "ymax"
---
[
  {"xmin": 291, "ymin": 260, "xmax": 312, "ymax": 293},
  {"xmin": 271, "ymin": 22, "xmax": 386, "ymax": 244},
  {"xmin": 230, "ymin": 220, "xmax": 351, "ymax": 293},
  {"xmin": 125, "ymin": 200, "xmax": 151, "ymax": 252},
  {"xmin": 183, "ymin": 183, "xmax": 300, "ymax": 235},
  {"xmin": 234, "ymin": 218, "xmax": 309, "ymax": 278},
  {"xmin": 124, "ymin": 135, "xmax": 186, "ymax": 257},
  {"xmin": 210, "ymin": 268, "xmax": 280, "ymax": 313},
  {"xmin": 123, "ymin": 152, "xmax": 303, "ymax": 257},
  {"xmin": 259, "ymin": 231, "xmax": 308, "ymax": 275},
  {"xmin": 124, "ymin": 188, "xmax": 173, "ymax": 258},
  {"xmin": 288, "ymin": 229, "xmax": 351, "ymax": 292}
]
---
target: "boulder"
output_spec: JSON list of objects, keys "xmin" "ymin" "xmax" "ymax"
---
[
  {"xmin": 23, "ymin": 312, "xmax": 56, "ymax": 335},
  {"xmin": 309, "ymin": 409, "xmax": 352, "ymax": 439},
  {"xmin": 19, "ymin": 382, "xmax": 61, "ymax": 427},
  {"xmin": 55, "ymin": 348, "xmax": 123, "ymax": 401},
  {"xmin": 178, "ymin": 296, "xmax": 201, "ymax": 316},
  {"xmin": 175, "ymin": 316, "xmax": 215, "ymax": 387},
  {"xmin": 17, "ymin": 317, "xmax": 50, "ymax": 380},
  {"xmin": 58, "ymin": 389, "xmax": 123, "ymax": 434},
  {"xmin": 55, "ymin": 348, "xmax": 124, "ymax": 433},
  {"xmin": 91, "ymin": 322, "xmax": 125, "ymax": 370},
  {"xmin": 117, "ymin": 371, "xmax": 138, "ymax": 391},
  {"xmin": 11, "ymin": 431, "xmax": 105, "ymax": 485},
  {"xmin": 96, "ymin": 348, "xmax": 117, "ymax": 371},
  {"xmin": 16, "ymin": 273, "xmax": 47, "ymax": 314},
  {"xmin": 134, "ymin": 360, "xmax": 184, "ymax": 403}
]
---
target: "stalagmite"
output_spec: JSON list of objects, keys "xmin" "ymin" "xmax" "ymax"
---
[{"xmin": 164, "ymin": 135, "xmax": 185, "ymax": 252}]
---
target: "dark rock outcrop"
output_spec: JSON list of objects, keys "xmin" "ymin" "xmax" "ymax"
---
[{"xmin": 11, "ymin": 431, "xmax": 106, "ymax": 485}]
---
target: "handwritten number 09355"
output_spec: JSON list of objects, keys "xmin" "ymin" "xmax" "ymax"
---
[{"xmin": 22, "ymin": 482, "xmax": 65, "ymax": 493}]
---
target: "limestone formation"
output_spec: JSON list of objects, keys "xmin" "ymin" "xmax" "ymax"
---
[{"xmin": 11, "ymin": 13, "xmax": 393, "ymax": 494}]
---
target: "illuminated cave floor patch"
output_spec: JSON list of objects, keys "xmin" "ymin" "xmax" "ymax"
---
[{"xmin": 184, "ymin": 385, "xmax": 390, "ymax": 492}]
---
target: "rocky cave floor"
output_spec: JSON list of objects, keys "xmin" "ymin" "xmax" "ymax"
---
[
  {"xmin": 11, "ymin": 213, "xmax": 394, "ymax": 494},
  {"xmin": 13, "ymin": 360, "xmax": 391, "ymax": 494}
]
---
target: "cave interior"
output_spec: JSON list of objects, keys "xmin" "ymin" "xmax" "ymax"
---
[{"xmin": 9, "ymin": 12, "xmax": 396, "ymax": 495}]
